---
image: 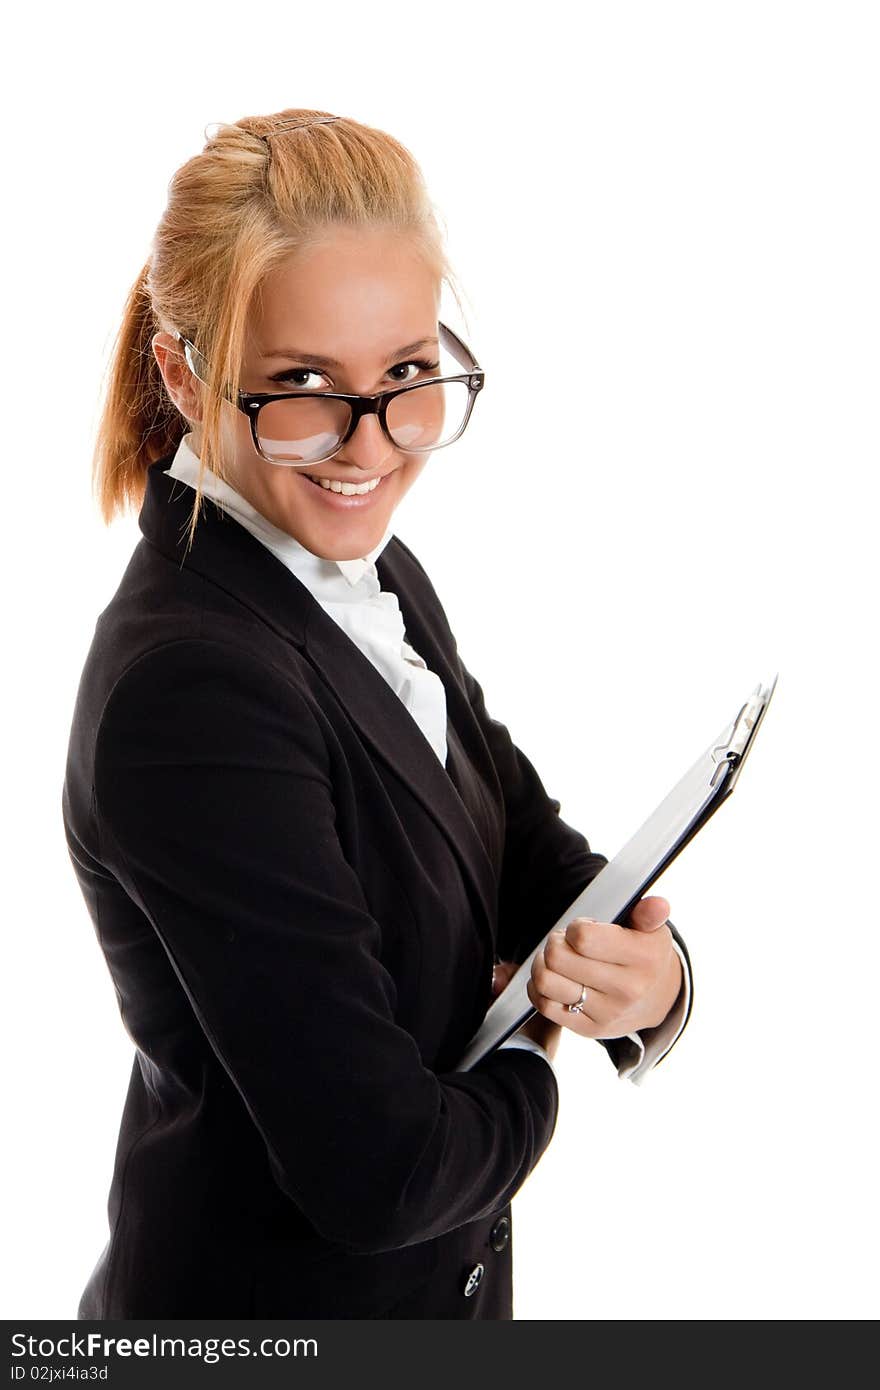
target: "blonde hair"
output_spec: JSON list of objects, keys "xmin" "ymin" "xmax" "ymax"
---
[{"xmin": 93, "ymin": 107, "xmax": 463, "ymax": 553}]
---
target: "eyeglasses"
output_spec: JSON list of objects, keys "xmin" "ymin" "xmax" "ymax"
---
[{"xmin": 171, "ymin": 321, "xmax": 485, "ymax": 467}]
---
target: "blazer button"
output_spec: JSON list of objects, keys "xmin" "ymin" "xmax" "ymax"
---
[
  {"xmin": 462, "ymin": 1262, "xmax": 485, "ymax": 1297},
  {"xmin": 490, "ymin": 1215, "xmax": 511, "ymax": 1252}
]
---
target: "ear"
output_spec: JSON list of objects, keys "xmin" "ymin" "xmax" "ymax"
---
[{"xmin": 152, "ymin": 331, "xmax": 204, "ymax": 424}]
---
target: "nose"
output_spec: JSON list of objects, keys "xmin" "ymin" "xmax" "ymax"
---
[{"xmin": 337, "ymin": 413, "xmax": 395, "ymax": 472}]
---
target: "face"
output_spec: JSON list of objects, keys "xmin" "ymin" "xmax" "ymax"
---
[{"xmin": 153, "ymin": 226, "xmax": 441, "ymax": 561}]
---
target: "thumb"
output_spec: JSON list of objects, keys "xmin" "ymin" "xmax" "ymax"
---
[
  {"xmin": 628, "ymin": 895, "xmax": 670, "ymax": 932},
  {"xmin": 491, "ymin": 959, "xmax": 518, "ymax": 997}
]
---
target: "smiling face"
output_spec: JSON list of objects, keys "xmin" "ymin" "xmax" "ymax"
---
[{"xmin": 161, "ymin": 226, "xmax": 442, "ymax": 562}]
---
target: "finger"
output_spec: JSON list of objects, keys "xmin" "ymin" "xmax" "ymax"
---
[
  {"xmin": 535, "ymin": 932, "xmax": 627, "ymax": 1004},
  {"xmin": 526, "ymin": 975, "xmax": 609, "ymax": 1039},
  {"xmin": 561, "ymin": 917, "xmax": 641, "ymax": 966},
  {"xmin": 628, "ymin": 895, "xmax": 670, "ymax": 932}
]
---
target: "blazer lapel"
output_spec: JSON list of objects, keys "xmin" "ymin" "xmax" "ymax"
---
[
  {"xmin": 375, "ymin": 544, "xmax": 506, "ymax": 884},
  {"xmin": 138, "ymin": 456, "xmax": 498, "ymax": 959},
  {"xmin": 301, "ymin": 607, "xmax": 498, "ymax": 955}
]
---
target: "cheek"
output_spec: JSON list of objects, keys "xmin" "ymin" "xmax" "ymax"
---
[{"xmin": 396, "ymin": 456, "xmax": 431, "ymax": 495}]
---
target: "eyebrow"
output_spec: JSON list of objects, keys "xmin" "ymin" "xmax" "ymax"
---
[{"xmin": 258, "ymin": 337, "xmax": 439, "ymax": 368}]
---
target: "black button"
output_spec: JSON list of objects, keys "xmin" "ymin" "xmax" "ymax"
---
[
  {"xmin": 490, "ymin": 1215, "xmax": 511, "ymax": 1252},
  {"xmin": 462, "ymin": 1262, "xmax": 484, "ymax": 1297}
]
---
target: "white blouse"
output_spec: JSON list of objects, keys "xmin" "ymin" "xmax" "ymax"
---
[{"xmin": 164, "ymin": 433, "xmax": 690, "ymax": 1085}]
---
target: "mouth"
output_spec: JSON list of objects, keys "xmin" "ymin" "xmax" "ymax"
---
[
  {"xmin": 303, "ymin": 472, "xmax": 385, "ymax": 495},
  {"xmin": 297, "ymin": 468, "xmax": 392, "ymax": 511}
]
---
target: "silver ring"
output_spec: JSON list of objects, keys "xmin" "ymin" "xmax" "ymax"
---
[{"xmin": 567, "ymin": 983, "xmax": 588, "ymax": 1014}]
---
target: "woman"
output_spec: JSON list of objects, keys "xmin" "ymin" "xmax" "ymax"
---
[{"xmin": 62, "ymin": 108, "xmax": 692, "ymax": 1320}]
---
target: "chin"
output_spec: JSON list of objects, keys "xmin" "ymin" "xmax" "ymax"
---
[{"xmin": 306, "ymin": 516, "xmax": 389, "ymax": 556}]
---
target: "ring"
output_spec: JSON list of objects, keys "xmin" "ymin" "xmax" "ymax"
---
[{"xmin": 567, "ymin": 983, "xmax": 588, "ymax": 1014}]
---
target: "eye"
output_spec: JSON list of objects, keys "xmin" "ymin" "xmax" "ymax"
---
[
  {"xmin": 388, "ymin": 357, "xmax": 440, "ymax": 384},
  {"xmin": 268, "ymin": 357, "xmax": 441, "ymax": 391},
  {"xmin": 269, "ymin": 367, "xmax": 327, "ymax": 391}
]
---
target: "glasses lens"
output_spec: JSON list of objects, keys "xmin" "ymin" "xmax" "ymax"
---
[
  {"xmin": 256, "ymin": 397, "xmax": 352, "ymax": 465},
  {"xmin": 385, "ymin": 380, "xmax": 471, "ymax": 451}
]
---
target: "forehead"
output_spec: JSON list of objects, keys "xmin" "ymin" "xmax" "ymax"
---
[{"xmin": 251, "ymin": 227, "xmax": 440, "ymax": 359}]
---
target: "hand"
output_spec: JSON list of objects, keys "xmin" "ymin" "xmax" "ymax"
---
[
  {"xmin": 491, "ymin": 957, "xmax": 563, "ymax": 1062},
  {"xmin": 516, "ymin": 1010, "xmax": 563, "ymax": 1061},
  {"xmin": 525, "ymin": 895, "xmax": 683, "ymax": 1041}
]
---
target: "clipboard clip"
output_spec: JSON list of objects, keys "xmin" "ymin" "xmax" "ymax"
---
[{"xmin": 709, "ymin": 682, "xmax": 770, "ymax": 786}]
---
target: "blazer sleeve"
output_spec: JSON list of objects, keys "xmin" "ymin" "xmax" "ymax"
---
[
  {"xmin": 93, "ymin": 638, "xmax": 559, "ymax": 1257},
  {"xmin": 456, "ymin": 656, "xmax": 694, "ymax": 1073}
]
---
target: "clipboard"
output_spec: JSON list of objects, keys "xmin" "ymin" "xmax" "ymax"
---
[{"xmin": 454, "ymin": 673, "xmax": 778, "ymax": 1071}]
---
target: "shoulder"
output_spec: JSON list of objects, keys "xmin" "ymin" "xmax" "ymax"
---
[
  {"xmin": 382, "ymin": 536, "xmax": 461, "ymax": 649},
  {"xmin": 383, "ymin": 534, "xmax": 445, "ymax": 602},
  {"xmin": 95, "ymin": 637, "xmax": 330, "ymax": 777},
  {"xmin": 101, "ymin": 634, "xmax": 303, "ymax": 701},
  {"xmin": 386, "ymin": 533, "xmax": 429, "ymax": 576}
]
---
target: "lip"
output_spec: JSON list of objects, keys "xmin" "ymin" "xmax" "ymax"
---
[{"xmin": 297, "ymin": 470, "xmax": 392, "ymax": 510}]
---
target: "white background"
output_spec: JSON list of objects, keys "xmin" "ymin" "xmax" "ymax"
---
[{"xmin": 3, "ymin": 0, "xmax": 877, "ymax": 1321}]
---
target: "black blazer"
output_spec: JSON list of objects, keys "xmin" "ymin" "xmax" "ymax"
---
[{"xmin": 62, "ymin": 454, "xmax": 693, "ymax": 1320}]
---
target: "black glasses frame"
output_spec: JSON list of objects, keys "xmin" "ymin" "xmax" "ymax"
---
[{"xmin": 171, "ymin": 320, "xmax": 485, "ymax": 467}]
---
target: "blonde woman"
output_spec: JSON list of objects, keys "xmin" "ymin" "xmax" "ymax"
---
[{"xmin": 62, "ymin": 108, "xmax": 692, "ymax": 1320}]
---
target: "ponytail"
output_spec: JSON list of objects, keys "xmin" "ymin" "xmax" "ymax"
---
[{"xmin": 92, "ymin": 258, "xmax": 185, "ymax": 523}]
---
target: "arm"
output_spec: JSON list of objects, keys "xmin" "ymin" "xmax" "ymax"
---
[
  {"xmin": 460, "ymin": 658, "xmax": 609, "ymax": 962},
  {"xmin": 458, "ymin": 658, "xmax": 694, "ymax": 1078},
  {"xmin": 614, "ymin": 934, "xmax": 692, "ymax": 1083},
  {"xmin": 94, "ymin": 638, "xmax": 559, "ymax": 1256}
]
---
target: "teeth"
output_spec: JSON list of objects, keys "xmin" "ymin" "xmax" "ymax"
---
[{"xmin": 307, "ymin": 474, "xmax": 382, "ymax": 495}]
